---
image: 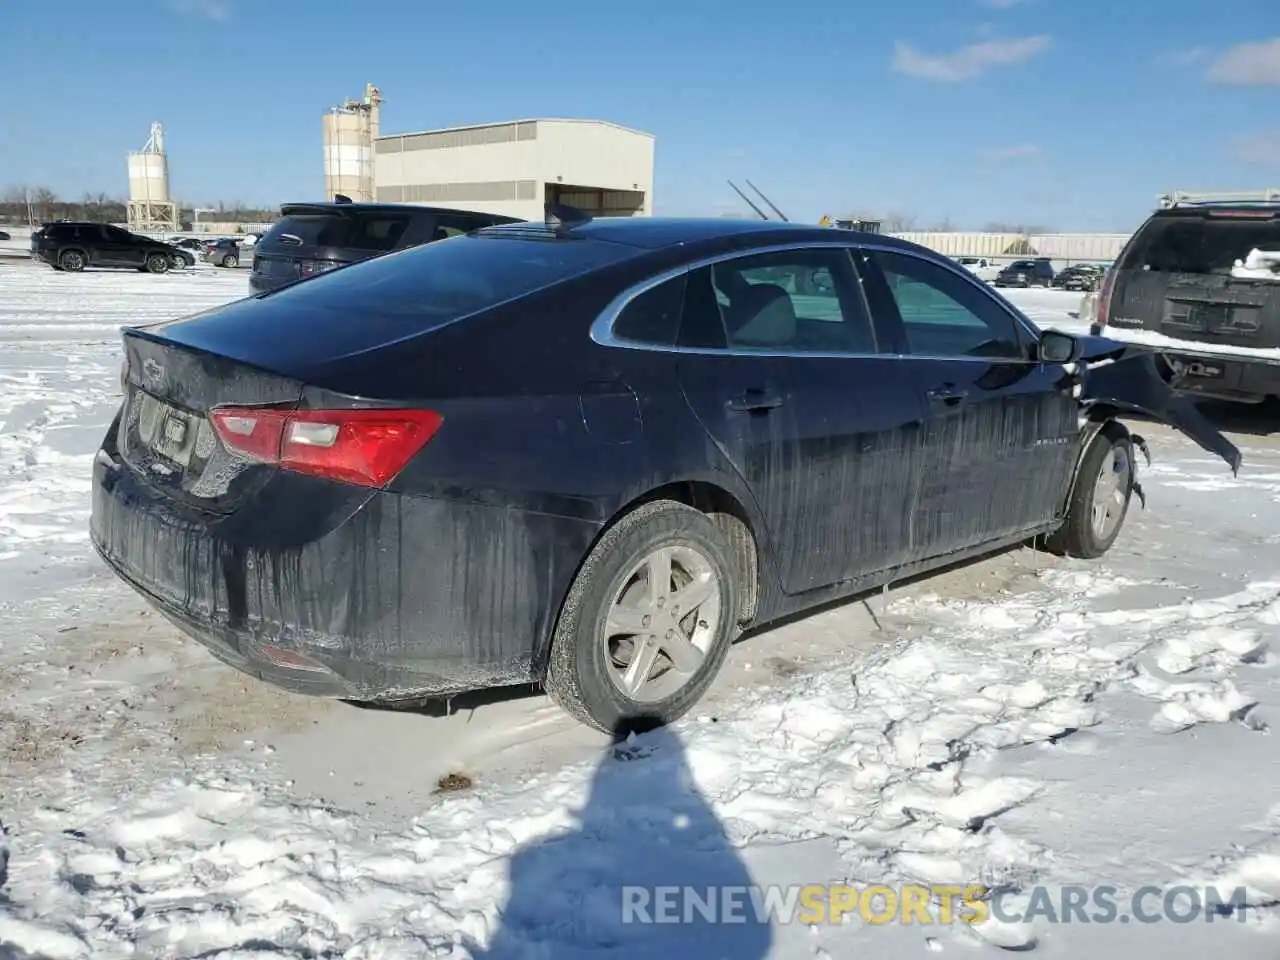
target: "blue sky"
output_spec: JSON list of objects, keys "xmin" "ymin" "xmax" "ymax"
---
[{"xmin": 2, "ymin": 0, "xmax": 1277, "ymax": 232}]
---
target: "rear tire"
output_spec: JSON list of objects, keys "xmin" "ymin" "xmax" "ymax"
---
[
  {"xmin": 222, "ymin": 254, "xmax": 238, "ymax": 268},
  {"xmin": 59, "ymin": 249, "xmax": 86, "ymax": 272},
  {"xmin": 1044, "ymin": 422, "xmax": 1134, "ymax": 558},
  {"xmin": 544, "ymin": 500, "xmax": 741, "ymax": 734},
  {"xmin": 145, "ymin": 253, "xmax": 169, "ymax": 274}
]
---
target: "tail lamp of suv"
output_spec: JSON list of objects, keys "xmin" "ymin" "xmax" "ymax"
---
[
  {"xmin": 1094, "ymin": 267, "xmax": 1117, "ymax": 330},
  {"xmin": 209, "ymin": 406, "xmax": 443, "ymax": 487},
  {"xmin": 299, "ymin": 259, "xmax": 341, "ymax": 279}
]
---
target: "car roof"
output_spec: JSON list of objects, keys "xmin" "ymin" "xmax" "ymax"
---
[
  {"xmin": 478, "ymin": 216, "xmax": 923, "ymax": 252},
  {"xmin": 1146, "ymin": 204, "xmax": 1280, "ymax": 221}
]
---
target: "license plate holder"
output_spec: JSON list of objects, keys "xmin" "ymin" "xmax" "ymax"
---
[{"xmin": 136, "ymin": 393, "xmax": 199, "ymax": 468}]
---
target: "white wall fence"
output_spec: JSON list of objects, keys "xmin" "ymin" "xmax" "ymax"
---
[{"xmin": 889, "ymin": 231, "xmax": 1130, "ymax": 264}]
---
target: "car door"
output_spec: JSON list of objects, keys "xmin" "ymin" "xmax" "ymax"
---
[
  {"xmin": 856, "ymin": 247, "xmax": 1078, "ymax": 557},
  {"xmin": 675, "ymin": 245, "xmax": 928, "ymax": 595},
  {"xmin": 98, "ymin": 225, "xmax": 145, "ymax": 267}
]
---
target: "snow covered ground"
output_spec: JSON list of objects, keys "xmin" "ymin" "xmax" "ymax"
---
[{"xmin": 1, "ymin": 263, "xmax": 1278, "ymax": 959}]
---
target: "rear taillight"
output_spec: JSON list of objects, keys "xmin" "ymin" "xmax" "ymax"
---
[
  {"xmin": 1094, "ymin": 268, "xmax": 1117, "ymax": 329},
  {"xmin": 299, "ymin": 259, "xmax": 340, "ymax": 278},
  {"xmin": 208, "ymin": 406, "xmax": 443, "ymax": 487}
]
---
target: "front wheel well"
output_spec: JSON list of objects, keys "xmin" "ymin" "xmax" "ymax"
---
[
  {"xmin": 1062, "ymin": 414, "xmax": 1131, "ymax": 513},
  {"xmin": 621, "ymin": 481, "xmax": 760, "ymax": 626}
]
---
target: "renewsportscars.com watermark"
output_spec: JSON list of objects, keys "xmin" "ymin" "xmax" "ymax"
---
[{"xmin": 621, "ymin": 884, "xmax": 1253, "ymax": 926}]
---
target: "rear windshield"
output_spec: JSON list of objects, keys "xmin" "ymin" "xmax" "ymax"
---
[
  {"xmin": 256, "ymin": 234, "xmax": 636, "ymax": 322},
  {"xmin": 262, "ymin": 212, "xmax": 412, "ymax": 252},
  {"xmin": 1122, "ymin": 214, "xmax": 1280, "ymax": 273}
]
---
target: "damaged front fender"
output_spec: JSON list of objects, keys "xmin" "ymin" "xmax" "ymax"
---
[{"xmin": 1073, "ymin": 335, "xmax": 1242, "ymax": 476}]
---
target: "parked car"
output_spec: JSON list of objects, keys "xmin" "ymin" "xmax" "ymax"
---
[
  {"xmin": 1053, "ymin": 264, "xmax": 1105, "ymax": 292},
  {"xmin": 956, "ymin": 256, "xmax": 999, "ymax": 282},
  {"xmin": 90, "ymin": 213, "xmax": 1239, "ymax": 734},
  {"xmin": 248, "ymin": 200, "xmax": 522, "ymax": 293},
  {"xmin": 203, "ymin": 238, "xmax": 242, "ymax": 268},
  {"xmin": 994, "ymin": 258, "xmax": 1055, "ymax": 287},
  {"xmin": 169, "ymin": 237, "xmax": 206, "ymax": 252},
  {"xmin": 1091, "ymin": 201, "xmax": 1280, "ymax": 404},
  {"xmin": 31, "ymin": 222, "xmax": 194, "ymax": 273}
]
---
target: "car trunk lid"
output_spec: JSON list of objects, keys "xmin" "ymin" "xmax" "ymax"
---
[{"xmin": 119, "ymin": 329, "xmax": 305, "ymax": 512}]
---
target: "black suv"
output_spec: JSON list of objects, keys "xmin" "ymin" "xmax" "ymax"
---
[
  {"xmin": 1053, "ymin": 263, "xmax": 1105, "ymax": 292},
  {"xmin": 994, "ymin": 258, "xmax": 1055, "ymax": 287},
  {"xmin": 31, "ymin": 222, "xmax": 194, "ymax": 273},
  {"xmin": 1091, "ymin": 202, "xmax": 1280, "ymax": 404},
  {"xmin": 249, "ymin": 201, "xmax": 521, "ymax": 293}
]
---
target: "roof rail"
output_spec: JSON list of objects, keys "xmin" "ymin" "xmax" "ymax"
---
[{"xmin": 1158, "ymin": 188, "xmax": 1280, "ymax": 208}]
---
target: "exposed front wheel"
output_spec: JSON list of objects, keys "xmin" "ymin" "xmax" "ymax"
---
[
  {"xmin": 59, "ymin": 250, "xmax": 86, "ymax": 272},
  {"xmin": 545, "ymin": 500, "xmax": 741, "ymax": 734},
  {"xmin": 145, "ymin": 253, "xmax": 169, "ymax": 274},
  {"xmin": 1044, "ymin": 423, "xmax": 1134, "ymax": 558}
]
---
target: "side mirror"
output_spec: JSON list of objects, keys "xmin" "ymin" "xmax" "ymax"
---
[{"xmin": 1038, "ymin": 329, "xmax": 1081, "ymax": 364}]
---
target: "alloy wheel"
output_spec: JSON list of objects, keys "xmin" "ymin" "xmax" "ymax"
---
[
  {"xmin": 1091, "ymin": 444, "xmax": 1131, "ymax": 540},
  {"xmin": 602, "ymin": 544, "xmax": 723, "ymax": 703}
]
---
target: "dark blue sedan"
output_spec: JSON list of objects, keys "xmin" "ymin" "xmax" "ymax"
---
[{"xmin": 89, "ymin": 212, "xmax": 1240, "ymax": 733}]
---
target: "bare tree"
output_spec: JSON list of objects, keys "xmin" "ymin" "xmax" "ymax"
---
[
  {"xmin": 880, "ymin": 212, "xmax": 918, "ymax": 232},
  {"xmin": 926, "ymin": 217, "xmax": 956, "ymax": 231},
  {"xmin": 32, "ymin": 188, "xmax": 57, "ymax": 222},
  {"xmin": 1, "ymin": 185, "xmax": 276, "ymax": 227}
]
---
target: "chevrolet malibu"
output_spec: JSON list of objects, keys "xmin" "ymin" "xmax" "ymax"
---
[{"xmin": 90, "ymin": 213, "xmax": 1241, "ymax": 733}]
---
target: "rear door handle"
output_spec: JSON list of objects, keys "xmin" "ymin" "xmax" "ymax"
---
[
  {"xmin": 727, "ymin": 390, "xmax": 785, "ymax": 412},
  {"xmin": 926, "ymin": 385, "xmax": 968, "ymax": 406}
]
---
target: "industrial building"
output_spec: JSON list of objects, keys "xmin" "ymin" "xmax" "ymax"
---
[
  {"xmin": 322, "ymin": 85, "xmax": 655, "ymax": 220},
  {"xmin": 126, "ymin": 122, "xmax": 178, "ymax": 233},
  {"xmin": 322, "ymin": 84, "xmax": 383, "ymax": 203}
]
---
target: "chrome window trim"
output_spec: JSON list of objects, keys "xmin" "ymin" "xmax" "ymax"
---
[{"xmin": 588, "ymin": 239, "xmax": 1045, "ymax": 363}]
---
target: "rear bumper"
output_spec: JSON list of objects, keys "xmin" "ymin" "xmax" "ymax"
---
[
  {"xmin": 90, "ymin": 435, "xmax": 602, "ymax": 701},
  {"xmin": 248, "ymin": 273, "xmax": 292, "ymax": 294},
  {"xmin": 1088, "ymin": 324, "xmax": 1280, "ymax": 401}
]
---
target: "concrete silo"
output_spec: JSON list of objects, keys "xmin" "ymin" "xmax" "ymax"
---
[
  {"xmin": 127, "ymin": 122, "xmax": 179, "ymax": 233},
  {"xmin": 322, "ymin": 83, "xmax": 381, "ymax": 202}
]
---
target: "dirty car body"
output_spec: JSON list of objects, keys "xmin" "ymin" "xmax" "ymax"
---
[{"xmin": 89, "ymin": 217, "xmax": 1240, "ymax": 732}]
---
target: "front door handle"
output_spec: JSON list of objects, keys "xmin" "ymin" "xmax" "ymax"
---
[
  {"xmin": 926, "ymin": 385, "xmax": 968, "ymax": 406},
  {"xmin": 727, "ymin": 390, "xmax": 785, "ymax": 412}
]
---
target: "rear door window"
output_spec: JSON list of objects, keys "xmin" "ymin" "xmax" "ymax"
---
[
  {"xmin": 1123, "ymin": 214, "xmax": 1280, "ymax": 274},
  {"xmin": 263, "ymin": 212, "xmax": 411, "ymax": 251},
  {"xmin": 347, "ymin": 214, "xmax": 412, "ymax": 251},
  {"xmin": 613, "ymin": 274, "xmax": 687, "ymax": 346}
]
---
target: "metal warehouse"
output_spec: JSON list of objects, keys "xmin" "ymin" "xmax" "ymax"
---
[{"xmin": 373, "ymin": 118, "xmax": 655, "ymax": 221}]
